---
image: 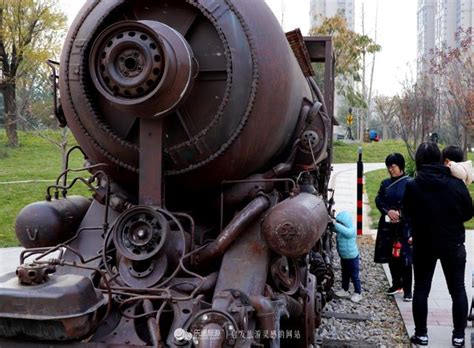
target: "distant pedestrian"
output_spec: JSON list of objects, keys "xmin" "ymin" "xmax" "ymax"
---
[
  {"xmin": 374, "ymin": 153, "xmax": 413, "ymax": 302},
  {"xmin": 369, "ymin": 129, "xmax": 379, "ymax": 142},
  {"xmin": 332, "ymin": 211, "xmax": 362, "ymax": 303},
  {"xmin": 403, "ymin": 142, "xmax": 472, "ymax": 347},
  {"xmin": 442, "ymin": 145, "xmax": 473, "ymax": 186},
  {"xmin": 430, "ymin": 132, "xmax": 439, "ymax": 143}
]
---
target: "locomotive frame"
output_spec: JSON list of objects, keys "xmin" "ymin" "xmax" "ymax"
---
[{"xmin": 0, "ymin": 1, "xmax": 335, "ymax": 347}]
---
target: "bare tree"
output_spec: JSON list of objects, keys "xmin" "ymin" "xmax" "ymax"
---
[
  {"xmin": 374, "ymin": 95, "xmax": 398, "ymax": 140},
  {"xmin": 429, "ymin": 27, "xmax": 473, "ymax": 155},
  {"xmin": 396, "ymin": 74, "xmax": 436, "ymax": 160},
  {"xmin": 359, "ymin": 2, "xmax": 380, "ymax": 141}
]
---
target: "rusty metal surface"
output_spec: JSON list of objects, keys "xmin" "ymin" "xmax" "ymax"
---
[
  {"xmin": 286, "ymin": 29, "xmax": 315, "ymax": 77},
  {"xmin": 139, "ymin": 118, "xmax": 163, "ymax": 206},
  {"xmin": 213, "ymin": 220, "xmax": 270, "ymax": 297},
  {"xmin": 0, "ymin": 0, "xmax": 337, "ymax": 346},
  {"xmin": 16, "ymin": 263, "xmax": 56, "ymax": 285},
  {"xmin": 15, "ymin": 196, "xmax": 91, "ymax": 248},
  {"xmin": 193, "ymin": 195, "xmax": 271, "ymax": 266},
  {"xmin": 59, "ymin": 0, "xmax": 312, "ymax": 193},
  {"xmin": 262, "ymin": 193, "xmax": 329, "ymax": 258},
  {"xmin": 0, "ymin": 272, "xmax": 105, "ymax": 340}
]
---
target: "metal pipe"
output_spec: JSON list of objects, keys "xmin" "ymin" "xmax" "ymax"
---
[
  {"xmin": 250, "ymin": 296, "xmax": 276, "ymax": 332},
  {"xmin": 167, "ymin": 273, "xmax": 218, "ymax": 293},
  {"xmin": 143, "ymin": 299, "xmax": 159, "ymax": 347},
  {"xmin": 193, "ymin": 195, "xmax": 270, "ymax": 265}
]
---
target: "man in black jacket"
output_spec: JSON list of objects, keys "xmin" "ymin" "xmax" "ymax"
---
[{"xmin": 403, "ymin": 142, "xmax": 472, "ymax": 347}]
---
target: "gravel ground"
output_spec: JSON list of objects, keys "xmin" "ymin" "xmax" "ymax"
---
[{"xmin": 317, "ymin": 235, "xmax": 411, "ymax": 347}]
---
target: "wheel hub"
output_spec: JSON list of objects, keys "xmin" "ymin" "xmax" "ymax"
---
[{"xmin": 93, "ymin": 26, "xmax": 164, "ymax": 99}]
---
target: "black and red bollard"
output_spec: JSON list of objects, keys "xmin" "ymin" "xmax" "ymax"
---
[{"xmin": 357, "ymin": 147, "xmax": 363, "ymax": 235}]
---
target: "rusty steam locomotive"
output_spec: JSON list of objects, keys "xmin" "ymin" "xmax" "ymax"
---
[{"xmin": 0, "ymin": 0, "xmax": 336, "ymax": 346}]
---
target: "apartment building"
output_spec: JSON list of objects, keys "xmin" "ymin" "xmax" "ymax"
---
[
  {"xmin": 417, "ymin": 0, "xmax": 473, "ymax": 76},
  {"xmin": 310, "ymin": 0, "xmax": 355, "ymax": 30}
]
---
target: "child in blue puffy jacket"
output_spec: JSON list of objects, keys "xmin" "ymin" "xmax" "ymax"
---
[{"xmin": 333, "ymin": 210, "xmax": 362, "ymax": 302}]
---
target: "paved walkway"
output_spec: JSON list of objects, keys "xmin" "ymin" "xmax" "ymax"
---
[{"xmin": 331, "ymin": 163, "xmax": 474, "ymax": 347}]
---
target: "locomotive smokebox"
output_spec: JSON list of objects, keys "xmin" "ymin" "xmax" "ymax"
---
[
  {"xmin": 262, "ymin": 193, "xmax": 328, "ymax": 257},
  {"xmin": 60, "ymin": 0, "xmax": 313, "ymax": 193}
]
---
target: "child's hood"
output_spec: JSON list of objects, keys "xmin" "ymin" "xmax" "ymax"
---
[{"xmin": 335, "ymin": 211, "xmax": 353, "ymax": 228}]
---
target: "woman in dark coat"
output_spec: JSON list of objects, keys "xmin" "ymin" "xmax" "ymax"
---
[
  {"xmin": 374, "ymin": 153, "xmax": 413, "ymax": 301},
  {"xmin": 403, "ymin": 142, "xmax": 472, "ymax": 347}
]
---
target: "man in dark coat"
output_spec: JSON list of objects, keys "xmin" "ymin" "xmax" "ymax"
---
[{"xmin": 403, "ymin": 142, "xmax": 472, "ymax": 347}]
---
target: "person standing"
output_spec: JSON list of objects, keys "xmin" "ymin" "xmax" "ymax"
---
[
  {"xmin": 403, "ymin": 142, "xmax": 472, "ymax": 347},
  {"xmin": 374, "ymin": 153, "xmax": 413, "ymax": 302},
  {"xmin": 333, "ymin": 211, "xmax": 362, "ymax": 303}
]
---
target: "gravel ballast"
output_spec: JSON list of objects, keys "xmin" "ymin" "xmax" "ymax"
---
[{"xmin": 316, "ymin": 235, "xmax": 411, "ymax": 346}]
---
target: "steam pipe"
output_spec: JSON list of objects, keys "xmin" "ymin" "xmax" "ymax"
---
[
  {"xmin": 168, "ymin": 272, "xmax": 218, "ymax": 293},
  {"xmin": 143, "ymin": 299, "xmax": 159, "ymax": 347},
  {"xmin": 193, "ymin": 195, "xmax": 270, "ymax": 265},
  {"xmin": 250, "ymin": 296, "xmax": 276, "ymax": 332}
]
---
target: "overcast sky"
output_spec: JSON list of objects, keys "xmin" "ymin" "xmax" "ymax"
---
[
  {"xmin": 58, "ymin": 0, "xmax": 417, "ymax": 97},
  {"xmin": 264, "ymin": 0, "xmax": 418, "ymax": 97}
]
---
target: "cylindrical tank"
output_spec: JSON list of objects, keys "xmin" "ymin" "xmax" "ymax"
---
[
  {"xmin": 59, "ymin": 0, "xmax": 314, "ymax": 192},
  {"xmin": 15, "ymin": 196, "xmax": 92, "ymax": 248},
  {"xmin": 261, "ymin": 193, "xmax": 328, "ymax": 257}
]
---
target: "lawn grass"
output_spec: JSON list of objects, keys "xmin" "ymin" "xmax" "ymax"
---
[
  {"xmin": 333, "ymin": 140, "xmax": 409, "ymax": 164},
  {"xmin": 0, "ymin": 130, "xmax": 91, "ymax": 247}
]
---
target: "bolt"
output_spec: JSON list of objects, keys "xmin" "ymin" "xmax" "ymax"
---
[
  {"xmin": 174, "ymin": 329, "xmax": 186, "ymax": 341},
  {"xmin": 202, "ymin": 314, "xmax": 209, "ymax": 321}
]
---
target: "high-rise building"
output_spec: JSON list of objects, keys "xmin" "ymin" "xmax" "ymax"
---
[
  {"xmin": 310, "ymin": 0, "xmax": 355, "ymax": 30},
  {"xmin": 417, "ymin": 0, "xmax": 473, "ymax": 137},
  {"xmin": 309, "ymin": 0, "xmax": 356, "ymax": 130},
  {"xmin": 417, "ymin": 0, "xmax": 473, "ymax": 76},
  {"xmin": 417, "ymin": 0, "xmax": 436, "ymax": 75}
]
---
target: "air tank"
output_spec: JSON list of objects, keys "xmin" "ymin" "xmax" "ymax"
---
[{"xmin": 15, "ymin": 196, "xmax": 91, "ymax": 248}]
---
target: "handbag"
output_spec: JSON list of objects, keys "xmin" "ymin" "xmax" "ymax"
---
[{"xmin": 374, "ymin": 221, "xmax": 393, "ymax": 263}]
